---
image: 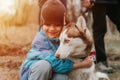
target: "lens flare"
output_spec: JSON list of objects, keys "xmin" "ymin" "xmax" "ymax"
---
[{"xmin": 0, "ymin": 0, "xmax": 16, "ymax": 16}]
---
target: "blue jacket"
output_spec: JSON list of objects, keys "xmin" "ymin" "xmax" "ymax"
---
[{"xmin": 20, "ymin": 28, "xmax": 74, "ymax": 79}]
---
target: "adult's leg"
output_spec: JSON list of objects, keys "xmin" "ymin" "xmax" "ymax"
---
[
  {"xmin": 29, "ymin": 60, "xmax": 52, "ymax": 80},
  {"xmin": 92, "ymin": 4, "xmax": 107, "ymax": 64},
  {"xmin": 107, "ymin": 4, "xmax": 120, "ymax": 32},
  {"xmin": 52, "ymin": 73, "xmax": 69, "ymax": 80}
]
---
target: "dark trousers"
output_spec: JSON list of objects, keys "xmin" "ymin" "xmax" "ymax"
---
[{"xmin": 92, "ymin": 3, "xmax": 120, "ymax": 63}]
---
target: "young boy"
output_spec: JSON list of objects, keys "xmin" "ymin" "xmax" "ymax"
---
[{"xmin": 20, "ymin": 0, "xmax": 93, "ymax": 80}]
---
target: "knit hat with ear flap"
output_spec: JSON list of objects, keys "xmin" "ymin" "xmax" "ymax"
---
[{"xmin": 41, "ymin": 0, "xmax": 66, "ymax": 26}]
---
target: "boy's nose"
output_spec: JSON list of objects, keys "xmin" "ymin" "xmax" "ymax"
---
[
  {"xmin": 49, "ymin": 27, "xmax": 54, "ymax": 30},
  {"xmin": 49, "ymin": 25, "xmax": 56, "ymax": 30}
]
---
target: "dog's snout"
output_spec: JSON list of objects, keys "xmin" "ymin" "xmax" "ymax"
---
[{"xmin": 55, "ymin": 54, "xmax": 60, "ymax": 58}]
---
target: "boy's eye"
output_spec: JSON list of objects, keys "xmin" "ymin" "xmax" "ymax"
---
[{"xmin": 64, "ymin": 39, "xmax": 70, "ymax": 43}]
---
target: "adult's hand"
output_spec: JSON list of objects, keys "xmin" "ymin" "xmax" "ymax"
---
[{"xmin": 82, "ymin": 0, "xmax": 94, "ymax": 8}]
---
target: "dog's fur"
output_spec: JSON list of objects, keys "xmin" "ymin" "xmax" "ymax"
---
[{"xmin": 55, "ymin": 16, "xmax": 110, "ymax": 80}]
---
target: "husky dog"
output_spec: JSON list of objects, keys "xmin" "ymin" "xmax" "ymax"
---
[{"xmin": 55, "ymin": 16, "xmax": 110, "ymax": 80}]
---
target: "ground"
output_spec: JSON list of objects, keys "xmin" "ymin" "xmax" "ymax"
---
[{"xmin": 0, "ymin": 25, "xmax": 120, "ymax": 80}]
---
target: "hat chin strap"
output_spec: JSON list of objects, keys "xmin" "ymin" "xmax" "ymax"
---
[{"xmin": 63, "ymin": 13, "xmax": 70, "ymax": 26}]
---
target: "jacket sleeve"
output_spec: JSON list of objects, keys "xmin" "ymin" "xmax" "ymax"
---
[{"xmin": 45, "ymin": 55, "xmax": 74, "ymax": 74}]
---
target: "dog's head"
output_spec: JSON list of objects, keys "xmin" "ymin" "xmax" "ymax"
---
[{"xmin": 55, "ymin": 16, "xmax": 93, "ymax": 59}]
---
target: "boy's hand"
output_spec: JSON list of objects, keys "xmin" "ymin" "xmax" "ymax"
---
[
  {"xmin": 82, "ymin": 56, "xmax": 94, "ymax": 68},
  {"xmin": 73, "ymin": 56, "xmax": 94, "ymax": 69}
]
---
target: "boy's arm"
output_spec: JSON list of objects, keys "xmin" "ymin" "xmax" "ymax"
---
[
  {"xmin": 45, "ymin": 55, "xmax": 74, "ymax": 74},
  {"xmin": 45, "ymin": 55, "xmax": 93, "ymax": 74}
]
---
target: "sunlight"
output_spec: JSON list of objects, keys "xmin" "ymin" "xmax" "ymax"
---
[
  {"xmin": 0, "ymin": 0, "xmax": 16, "ymax": 16},
  {"xmin": 0, "ymin": 0, "xmax": 39, "ymax": 27}
]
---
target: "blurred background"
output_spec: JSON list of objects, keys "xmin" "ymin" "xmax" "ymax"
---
[{"xmin": 0, "ymin": 0, "xmax": 120, "ymax": 80}]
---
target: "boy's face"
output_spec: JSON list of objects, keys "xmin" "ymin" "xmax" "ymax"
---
[{"xmin": 43, "ymin": 24, "xmax": 63, "ymax": 38}]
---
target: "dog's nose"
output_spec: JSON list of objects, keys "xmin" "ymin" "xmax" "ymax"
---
[{"xmin": 55, "ymin": 54, "xmax": 60, "ymax": 58}]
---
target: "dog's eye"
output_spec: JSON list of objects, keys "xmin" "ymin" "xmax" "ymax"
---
[{"xmin": 64, "ymin": 39, "xmax": 70, "ymax": 43}]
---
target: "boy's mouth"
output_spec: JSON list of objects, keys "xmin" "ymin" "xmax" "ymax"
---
[
  {"xmin": 47, "ymin": 31, "xmax": 59, "ymax": 38},
  {"xmin": 48, "ymin": 31, "xmax": 58, "ymax": 34}
]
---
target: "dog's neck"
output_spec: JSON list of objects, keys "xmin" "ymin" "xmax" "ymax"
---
[
  {"xmin": 68, "ymin": 51, "xmax": 89, "ymax": 62},
  {"xmin": 68, "ymin": 56, "xmax": 86, "ymax": 62}
]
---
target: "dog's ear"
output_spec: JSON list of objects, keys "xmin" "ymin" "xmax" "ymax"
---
[
  {"xmin": 62, "ymin": 22, "xmax": 72, "ymax": 32},
  {"xmin": 76, "ymin": 16, "xmax": 87, "ymax": 29}
]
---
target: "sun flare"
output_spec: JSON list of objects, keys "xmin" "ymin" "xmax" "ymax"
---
[
  {"xmin": 0, "ymin": 0, "xmax": 39, "ymax": 27},
  {"xmin": 0, "ymin": 0, "xmax": 16, "ymax": 17}
]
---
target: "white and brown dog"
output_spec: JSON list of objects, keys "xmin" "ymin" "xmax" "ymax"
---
[{"xmin": 55, "ymin": 16, "xmax": 110, "ymax": 80}]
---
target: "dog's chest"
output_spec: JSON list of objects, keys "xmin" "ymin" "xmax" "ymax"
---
[
  {"xmin": 68, "ymin": 62, "xmax": 95, "ymax": 80},
  {"xmin": 68, "ymin": 69, "xmax": 90, "ymax": 80}
]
